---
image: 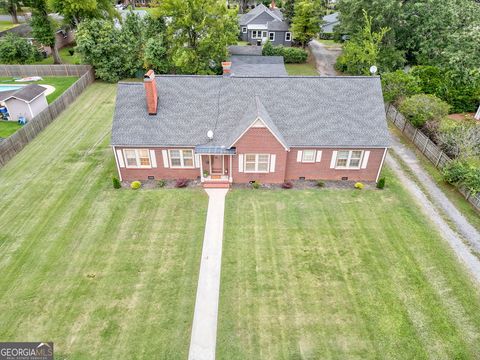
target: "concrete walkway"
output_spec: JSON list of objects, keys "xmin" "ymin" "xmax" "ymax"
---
[
  {"xmin": 188, "ymin": 188, "xmax": 229, "ymax": 360},
  {"xmin": 387, "ymin": 151, "xmax": 480, "ymax": 284}
]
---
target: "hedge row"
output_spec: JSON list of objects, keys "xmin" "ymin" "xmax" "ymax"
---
[{"xmin": 262, "ymin": 41, "xmax": 308, "ymax": 63}]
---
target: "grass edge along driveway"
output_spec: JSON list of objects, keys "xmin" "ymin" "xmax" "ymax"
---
[
  {"xmin": 0, "ymin": 82, "xmax": 207, "ymax": 359},
  {"xmin": 217, "ymin": 173, "xmax": 480, "ymax": 359}
]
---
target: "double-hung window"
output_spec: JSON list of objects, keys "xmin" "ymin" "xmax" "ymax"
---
[
  {"xmin": 269, "ymin": 32, "xmax": 275, "ymax": 41},
  {"xmin": 301, "ymin": 150, "xmax": 316, "ymax": 163},
  {"xmin": 285, "ymin": 32, "xmax": 292, "ymax": 41},
  {"xmin": 124, "ymin": 149, "xmax": 151, "ymax": 168},
  {"xmin": 242, "ymin": 27, "xmax": 247, "ymax": 33},
  {"xmin": 169, "ymin": 149, "xmax": 194, "ymax": 168},
  {"xmin": 335, "ymin": 150, "xmax": 363, "ymax": 169},
  {"xmin": 262, "ymin": 31, "xmax": 268, "ymax": 38},
  {"xmin": 252, "ymin": 30, "xmax": 260, "ymax": 39},
  {"xmin": 244, "ymin": 154, "xmax": 270, "ymax": 173}
]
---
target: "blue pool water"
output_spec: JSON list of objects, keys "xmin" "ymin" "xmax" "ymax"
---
[{"xmin": 0, "ymin": 85, "xmax": 23, "ymax": 92}]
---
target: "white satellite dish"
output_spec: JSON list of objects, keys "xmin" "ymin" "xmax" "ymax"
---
[
  {"xmin": 207, "ymin": 130, "xmax": 214, "ymax": 139},
  {"xmin": 370, "ymin": 65, "xmax": 378, "ymax": 75}
]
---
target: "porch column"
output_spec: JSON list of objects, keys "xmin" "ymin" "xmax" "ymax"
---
[
  {"xmin": 200, "ymin": 155, "xmax": 204, "ymax": 182},
  {"xmin": 229, "ymin": 155, "xmax": 233, "ymax": 183}
]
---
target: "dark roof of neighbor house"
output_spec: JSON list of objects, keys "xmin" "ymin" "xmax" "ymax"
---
[
  {"xmin": 267, "ymin": 19, "xmax": 289, "ymax": 31},
  {"xmin": 322, "ymin": 12, "xmax": 339, "ymax": 33},
  {"xmin": 239, "ymin": 4, "xmax": 283, "ymax": 25},
  {"xmin": 112, "ymin": 76, "xmax": 390, "ymax": 149},
  {"xmin": 228, "ymin": 45, "xmax": 263, "ymax": 56},
  {"xmin": 0, "ymin": 84, "xmax": 47, "ymax": 103},
  {"xmin": 230, "ymin": 55, "xmax": 288, "ymax": 76}
]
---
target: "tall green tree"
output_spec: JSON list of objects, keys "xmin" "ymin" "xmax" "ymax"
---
[
  {"xmin": 291, "ymin": 0, "xmax": 323, "ymax": 48},
  {"xmin": 120, "ymin": 11, "xmax": 144, "ymax": 78},
  {"xmin": 76, "ymin": 18, "xmax": 125, "ymax": 82},
  {"xmin": 157, "ymin": 0, "xmax": 238, "ymax": 74},
  {"xmin": 0, "ymin": 0, "xmax": 24, "ymax": 23},
  {"xmin": 336, "ymin": 0, "xmax": 480, "ymax": 74},
  {"xmin": 335, "ymin": 10, "xmax": 389, "ymax": 75},
  {"xmin": 30, "ymin": 0, "xmax": 61, "ymax": 64},
  {"xmin": 47, "ymin": 0, "xmax": 118, "ymax": 25},
  {"xmin": 283, "ymin": 0, "xmax": 295, "ymax": 21}
]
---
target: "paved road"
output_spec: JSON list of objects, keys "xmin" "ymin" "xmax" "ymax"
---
[
  {"xmin": 308, "ymin": 39, "xmax": 342, "ymax": 76},
  {"xmin": 387, "ymin": 132, "xmax": 480, "ymax": 283},
  {"xmin": 188, "ymin": 188, "xmax": 229, "ymax": 360},
  {"xmin": 0, "ymin": 15, "xmax": 26, "ymax": 22}
]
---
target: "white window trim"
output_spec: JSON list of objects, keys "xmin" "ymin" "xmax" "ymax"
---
[
  {"xmin": 301, "ymin": 149, "xmax": 316, "ymax": 163},
  {"xmin": 285, "ymin": 32, "xmax": 292, "ymax": 41},
  {"xmin": 123, "ymin": 149, "xmax": 152, "ymax": 169},
  {"xmin": 244, "ymin": 153, "xmax": 270, "ymax": 173},
  {"xmin": 242, "ymin": 27, "xmax": 247, "ymax": 33},
  {"xmin": 262, "ymin": 30, "xmax": 268, "ymax": 38},
  {"xmin": 335, "ymin": 150, "xmax": 364, "ymax": 170},
  {"xmin": 168, "ymin": 149, "xmax": 195, "ymax": 169},
  {"xmin": 269, "ymin": 32, "xmax": 275, "ymax": 41},
  {"xmin": 252, "ymin": 30, "xmax": 261, "ymax": 39}
]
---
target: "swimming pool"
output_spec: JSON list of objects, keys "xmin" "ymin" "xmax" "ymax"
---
[{"xmin": 0, "ymin": 85, "xmax": 23, "ymax": 92}]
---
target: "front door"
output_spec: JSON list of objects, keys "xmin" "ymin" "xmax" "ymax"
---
[{"xmin": 211, "ymin": 155, "xmax": 223, "ymax": 174}]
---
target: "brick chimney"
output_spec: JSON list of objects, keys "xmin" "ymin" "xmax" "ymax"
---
[
  {"xmin": 144, "ymin": 69, "xmax": 158, "ymax": 115},
  {"xmin": 222, "ymin": 62, "xmax": 232, "ymax": 77}
]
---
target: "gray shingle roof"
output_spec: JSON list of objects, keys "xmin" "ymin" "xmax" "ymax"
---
[
  {"xmin": 267, "ymin": 20, "xmax": 289, "ymax": 31},
  {"xmin": 231, "ymin": 55, "xmax": 288, "ymax": 76},
  {"xmin": 111, "ymin": 76, "xmax": 391, "ymax": 148},
  {"xmin": 226, "ymin": 96, "xmax": 288, "ymax": 148},
  {"xmin": 0, "ymin": 84, "xmax": 46, "ymax": 103},
  {"xmin": 228, "ymin": 45, "xmax": 263, "ymax": 56},
  {"xmin": 239, "ymin": 4, "xmax": 283, "ymax": 25}
]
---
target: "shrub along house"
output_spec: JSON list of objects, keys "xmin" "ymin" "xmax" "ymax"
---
[
  {"xmin": 111, "ymin": 69, "xmax": 390, "ymax": 188},
  {"xmin": 239, "ymin": 2, "xmax": 292, "ymax": 46}
]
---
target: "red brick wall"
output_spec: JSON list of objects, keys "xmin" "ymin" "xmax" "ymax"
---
[
  {"xmin": 114, "ymin": 146, "xmax": 200, "ymax": 181},
  {"xmin": 285, "ymin": 148, "xmax": 387, "ymax": 181},
  {"xmin": 232, "ymin": 127, "xmax": 288, "ymax": 184},
  {"xmin": 114, "ymin": 144, "xmax": 387, "ymax": 183}
]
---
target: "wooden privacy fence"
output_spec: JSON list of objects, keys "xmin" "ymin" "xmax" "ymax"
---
[
  {"xmin": 0, "ymin": 65, "xmax": 95, "ymax": 167},
  {"xmin": 0, "ymin": 64, "xmax": 92, "ymax": 77},
  {"xmin": 386, "ymin": 103, "xmax": 480, "ymax": 211}
]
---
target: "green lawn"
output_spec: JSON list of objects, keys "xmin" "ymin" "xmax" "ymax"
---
[
  {"xmin": 285, "ymin": 63, "xmax": 319, "ymax": 76},
  {"xmin": 237, "ymin": 40, "xmax": 249, "ymax": 46},
  {"xmin": 217, "ymin": 174, "xmax": 480, "ymax": 359},
  {"xmin": 34, "ymin": 46, "xmax": 82, "ymax": 65},
  {"xmin": 0, "ymin": 82, "xmax": 207, "ymax": 359},
  {"xmin": 0, "ymin": 121, "xmax": 22, "ymax": 138},
  {"xmin": 0, "ymin": 20, "xmax": 18, "ymax": 31},
  {"xmin": 0, "ymin": 76, "xmax": 79, "ymax": 103}
]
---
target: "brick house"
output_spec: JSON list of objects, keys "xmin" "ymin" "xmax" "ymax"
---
[{"xmin": 111, "ymin": 70, "xmax": 390, "ymax": 187}]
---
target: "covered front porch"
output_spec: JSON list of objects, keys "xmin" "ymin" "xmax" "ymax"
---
[{"xmin": 195, "ymin": 146, "xmax": 236, "ymax": 186}]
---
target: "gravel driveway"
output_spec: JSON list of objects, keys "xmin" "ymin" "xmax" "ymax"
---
[
  {"xmin": 387, "ymin": 134, "xmax": 480, "ymax": 282},
  {"xmin": 308, "ymin": 39, "xmax": 342, "ymax": 76}
]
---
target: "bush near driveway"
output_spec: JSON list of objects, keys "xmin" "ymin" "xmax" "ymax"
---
[
  {"xmin": 399, "ymin": 94, "xmax": 450, "ymax": 128},
  {"xmin": 381, "ymin": 70, "xmax": 421, "ymax": 104}
]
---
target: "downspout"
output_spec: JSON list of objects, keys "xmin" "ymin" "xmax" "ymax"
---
[{"xmin": 375, "ymin": 147, "xmax": 388, "ymax": 183}]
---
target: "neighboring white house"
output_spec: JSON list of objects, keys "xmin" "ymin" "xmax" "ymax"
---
[
  {"xmin": 475, "ymin": 104, "xmax": 480, "ymax": 120},
  {"xmin": 0, "ymin": 84, "xmax": 48, "ymax": 122}
]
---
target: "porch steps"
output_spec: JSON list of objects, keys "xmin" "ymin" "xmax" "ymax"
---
[{"xmin": 202, "ymin": 181, "xmax": 230, "ymax": 189}]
